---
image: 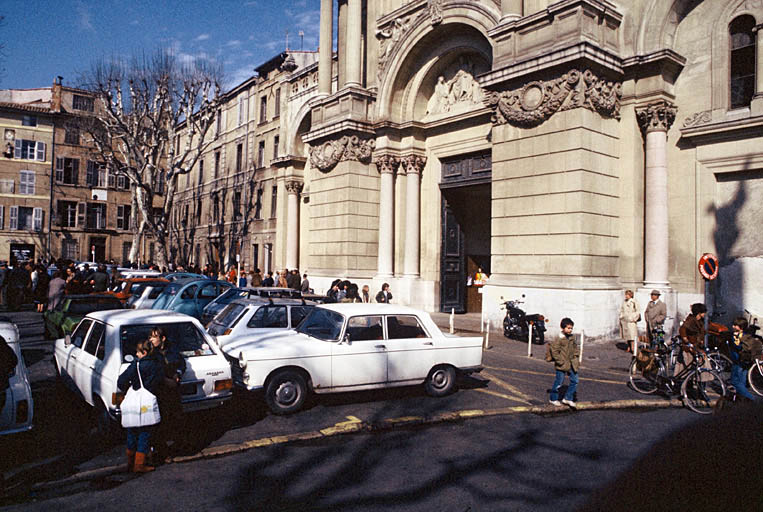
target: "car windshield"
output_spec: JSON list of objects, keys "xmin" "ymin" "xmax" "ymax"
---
[
  {"xmin": 296, "ymin": 308, "xmax": 344, "ymax": 341},
  {"xmin": 152, "ymin": 283, "xmax": 182, "ymax": 309},
  {"xmin": 120, "ymin": 322, "xmax": 213, "ymax": 360},
  {"xmin": 214, "ymin": 288, "xmax": 249, "ymax": 306},
  {"xmin": 208, "ymin": 303, "xmax": 246, "ymax": 335},
  {"xmin": 67, "ymin": 298, "xmax": 122, "ymax": 315}
]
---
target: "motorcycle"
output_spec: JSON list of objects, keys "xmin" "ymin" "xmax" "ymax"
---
[{"xmin": 501, "ymin": 295, "xmax": 547, "ymax": 345}]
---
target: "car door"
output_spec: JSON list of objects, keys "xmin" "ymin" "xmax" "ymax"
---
[
  {"xmin": 172, "ymin": 322, "xmax": 224, "ymax": 404},
  {"xmin": 331, "ymin": 315, "xmax": 387, "ymax": 388},
  {"xmin": 289, "ymin": 306, "xmax": 312, "ymax": 329},
  {"xmin": 174, "ymin": 284, "xmax": 198, "ymax": 316},
  {"xmin": 74, "ymin": 321, "xmax": 106, "ymax": 406},
  {"xmin": 65, "ymin": 319, "xmax": 93, "ymax": 398},
  {"xmin": 195, "ymin": 282, "xmax": 221, "ymax": 318},
  {"xmin": 385, "ymin": 314, "xmax": 436, "ymax": 383}
]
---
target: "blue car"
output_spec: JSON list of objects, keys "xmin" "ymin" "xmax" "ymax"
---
[
  {"xmin": 163, "ymin": 272, "xmax": 208, "ymax": 282},
  {"xmin": 151, "ymin": 278, "xmax": 233, "ymax": 320}
]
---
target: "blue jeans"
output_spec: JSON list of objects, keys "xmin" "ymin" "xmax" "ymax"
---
[
  {"xmin": 550, "ymin": 370, "xmax": 578, "ymax": 401},
  {"xmin": 126, "ymin": 426, "xmax": 153, "ymax": 453},
  {"xmin": 731, "ymin": 364, "xmax": 756, "ymax": 401}
]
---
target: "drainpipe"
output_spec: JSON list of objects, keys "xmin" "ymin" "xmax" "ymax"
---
[{"xmin": 48, "ymin": 129, "xmax": 55, "ymax": 262}]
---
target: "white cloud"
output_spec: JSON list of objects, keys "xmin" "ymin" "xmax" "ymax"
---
[
  {"xmin": 225, "ymin": 40, "xmax": 242, "ymax": 48},
  {"xmin": 195, "ymin": 33, "xmax": 211, "ymax": 42},
  {"xmin": 76, "ymin": 1, "xmax": 94, "ymax": 31}
]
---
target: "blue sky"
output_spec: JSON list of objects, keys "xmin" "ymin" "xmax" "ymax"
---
[{"xmin": 1, "ymin": 0, "xmax": 322, "ymax": 91}]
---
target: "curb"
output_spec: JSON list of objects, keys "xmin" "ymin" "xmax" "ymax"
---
[{"xmin": 27, "ymin": 398, "xmax": 683, "ymax": 492}]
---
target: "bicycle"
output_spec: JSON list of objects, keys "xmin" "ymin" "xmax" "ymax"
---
[
  {"xmin": 629, "ymin": 336, "xmax": 726, "ymax": 414},
  {"xmin": 748, "ymin": 358, "xmax": 763, "ymax": 397}
]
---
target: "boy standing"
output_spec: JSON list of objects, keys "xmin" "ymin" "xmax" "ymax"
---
[
  {"xmin": 549, "ymin": 317, "xmax": 580, "ymax": 408},
  {"xmin": 728, "ymin": 317, "xmax": 762, "ymax": 401}
]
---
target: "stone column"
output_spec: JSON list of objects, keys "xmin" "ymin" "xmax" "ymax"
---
[
  {"xmin": 285, "ymin": 180, "xmax": 303, "ymax": 270},
  {"xmin": 501, "ymin": 0, "xmax": 523, "ymax": 20},
  {"xmin": 753, "ymin": 24, "xmax": 763, "ymax": 114},
  {"xmin": 319, "ymin": 0, "xmax": 333, "ymax": 95},
  {"xmin": 402, "ymin": 155, "xmax": 426, "ymax": 277},
  {"xmin": 345, "ymin": 0, "xmax": 362, "ymax": 87},
  {"xmin": 376, "ymin": 156, "xmax": 399, "ymax": 277},
  {"xmin": 636, "ymin": 100, "xmax": 676, "ymax": 289}
]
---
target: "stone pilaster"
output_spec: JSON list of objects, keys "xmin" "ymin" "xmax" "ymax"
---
[
  {"xmin": 402, "ymin": 154, "xmax": 426, "ymax": 277},
  {"xmin": 375, "ymin": 155, "xmax": 399, "ymax": 277},
  {"xmin": 285, "ymin": 180, "xmax": 303, "ymax": 270}
]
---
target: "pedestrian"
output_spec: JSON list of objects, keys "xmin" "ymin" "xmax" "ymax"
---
[
  {"xmin": 117, "ymin": 339, "xmax": 165, "ymax": 473},
  {"xmin": 227, "ymin": 266, "xmax": 237, "ymax": 284},
  {"xmin": 277, "ymin": 270, "xmax": 289, "ymax": 288},
  {"xmin": 89, "ymin": 264, "xmax": 109, "ymax": 293},
  {"xmin": 288, "ymin": 269, "xmax": 300, "ymax": 290},
  {"xmin": 375, "ymin": 283, "xmax": 392, "ymax": 303},
  {"xmin": 148, "ymin": 327, "xmax": 187, "ymax": 461},
  {"xmin": 47, "ymin": 270, "xmax": 66, "ymax": 311},
  {"xmin": 675, "ymin": 303, "xmax": 707, "ymax": 375},
  {"xmin": 619, "ymin": 289, "xmax": 640, "ymax": 354},
  {"xmin": 644, "ymin": 289, "xmax": 667, "ymax": 347},
  {"xmin": 0, "ymin": 262, "xmax": 8, "ymax": 309},
  {"xmin": 7, "ymin": 262, "xmax": 31, "ymax": 311},
  {"xmin": 33, "ymin": 264, "xmax": 50, "ymax": 312},
  {"xmin": 262, "ymin": 271, "xmax": 274, "ymax": 287},
  {"xmin": 361, "ymin": 285, "xmax": 370, "ymax": 303},
  {"xmin": 728, "ymin": 316, "xmax": 762, "ymax": 401},
  {"xmin": 548, "ymin": 317, "xmax": 580, "ymax": 408},
  {"xmin": 251, "ymin": 268, "xmax": 262, "ymax": 287},
  {"xmin": 300, "ymin": 273, "xmax": 310, "ymax": 293}
]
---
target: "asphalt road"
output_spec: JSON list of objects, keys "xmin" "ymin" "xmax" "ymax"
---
[{"xmin": 4, "ymin": 408, "xmax": 700, "ymax": 511}]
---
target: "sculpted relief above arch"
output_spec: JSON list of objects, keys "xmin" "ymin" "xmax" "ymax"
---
[
  {"xmin": 484, "ymin": 69, "xmax": 622, "ymax": 128},
  {"xmin": 425, "ymin": 58, "xmax": 485, "ymax": 118},
  {"xmin": 309, "ymin": 135, "xmax": 375, "ymax": 173}
]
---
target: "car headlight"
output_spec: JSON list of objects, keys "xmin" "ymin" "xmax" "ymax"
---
[{"xmin": 238, "ymin": 352, "xmax": 247, "ymax": 370}]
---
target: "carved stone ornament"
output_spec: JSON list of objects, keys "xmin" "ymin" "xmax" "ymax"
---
[
  {"xmin": 285, "ymin": 180, "xmax": 303, "ymax": 195},
  {"xmin": 485, "ymin": 69, "xmax": 622, "ymax": 128},
  {"xmin": 309, "ymin": 135, "xmax": 376, "ymax": 173},
  {"xmin": 682, "ymin": 110, "xmax": 711, "ymax": 128},
  {"xmin": 636, "ymin": 100, "xmax": 677, "ymax": 133},
  {"xmin": 426, "ymin": 61, "xmax": 484, "ymax": 117},
  {"xmin": 401, "ymin": 154, "xmax": 427, "ymax": 176},
  {"xmin": 428, "ymin": 0, "xmax": 443, "ymax": 25},
  {"xmin": 376, "ymin": 15, "xmax": 415, "ymax": 84},
  {"xmin": 375, "ymin": 155, "xmax": 400, "ymax": 174}
]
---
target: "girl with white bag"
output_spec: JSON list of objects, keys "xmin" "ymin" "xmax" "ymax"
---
[{"xmin": 117, "ymin": 340, "xmax": 166, "ymax": 473}]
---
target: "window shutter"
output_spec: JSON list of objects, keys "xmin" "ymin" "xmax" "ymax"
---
[
  {"xmin": 117, "ymin": 205, "xmax": 123, "ymax": 230},
  {"xmin": 108, "ymin": 171, "xmax": 116, "ymax": 188},
  {"xmin": 36, "ymin": 141, "xmax": 46, "ymax": 161},
  {"xmin": 0, "ymin": 205, "xmax": 4, "ymax": 230},
  {"xmin": 86, "ymin": 161, "xmax": 95, "ymax": 187},
  {"xmin": 33, "ymin": 207, "xmax": 43, "ymax": 231},
  {"xmin": 14, "ymin": 139, "xmax": 21, "ymax": 159},
  {"xmin": 77, "ymin": 203, "xmax": 85, "ymax": 227},
  {"xmin": 73, "ymin": 159, "xmax": 79, "ymax": 184},
  {"xmin": 9, "ymin": 206, "xmax": 18, "ymax": 230},
  {"xmin": 55, "ymin": 158, "xmax": 64, "ymax": 182},
  {"xmin": 99, "ymin": 205, "xmax": 106, "ymax": 229}
]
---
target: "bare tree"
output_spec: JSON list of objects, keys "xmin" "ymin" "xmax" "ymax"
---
[{"xmin": 78, "ymin": 48, "xmax": 223, "ymax": 267}]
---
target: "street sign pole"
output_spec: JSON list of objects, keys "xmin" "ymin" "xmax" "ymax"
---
[
  {"xmin": 704, "ymin": 278, "xmax": 710, "ymax": 349},
  {"xmin": 697, "ymin": 253, "xmax": 719, "ymax": 350}
]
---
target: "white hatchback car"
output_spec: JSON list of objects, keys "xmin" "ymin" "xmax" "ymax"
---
[
  {"xmin": 0, "ymin": 319, "xmax": 33, "ymax": 436},
  {"xmin": 54, "ymin": 310, "xmax": 232, "ymax": 432},
  {"xmin": 207, "ymin": 298, "xmax": 316, "ymax": 347}
]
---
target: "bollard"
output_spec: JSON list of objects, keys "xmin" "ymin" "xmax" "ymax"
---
[
  {"xmin": 527, "ymin": 323, "xmax": 533, "ymax": 358},
  {"xmin": 449, "ymin": 308, "xmax": 454, "ymax": 334},
  {"xmin": 480, "ymin": 312, "xmax": 484, "ymax": 333},
  {"xmin": 483, "ymin": 318, "xmax": 491, "ymax": 350},
  {"xmin": 579, "ymin": 330, "xmax": 585, "ymax": 364}
]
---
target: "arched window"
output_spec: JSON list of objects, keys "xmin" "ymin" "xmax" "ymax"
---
[{"xmin": 729, "ymin": 15, "xmax": 756, "ymax": 109}]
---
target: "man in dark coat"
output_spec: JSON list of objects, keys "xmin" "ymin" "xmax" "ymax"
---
[{"xmin": 7, "ymin": 263, "xmax": 31, "ymax": 311}]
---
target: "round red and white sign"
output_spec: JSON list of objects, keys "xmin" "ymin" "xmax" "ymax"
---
[{"xmin": 698, "ymin": 253, "xmax": 719, "ymax": 280}]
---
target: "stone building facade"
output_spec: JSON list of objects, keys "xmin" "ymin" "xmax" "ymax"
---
[
  {"xmin": 291, "ymin": 0, "xmax": 763, "ymax": 338},
  {"xmin": 0, "ymin": 81, "xmax": 140, "ymax": 264}
]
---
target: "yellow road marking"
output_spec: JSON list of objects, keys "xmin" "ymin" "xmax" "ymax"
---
[
  {"xmin": 483, "ymin": 366, "xmax": 625, "ymax": 386},
  {"xmin": 474, "ymin": 387, "xmax": 528, "ymax": 403},
  {"xmin": 481, "ymin": 371, "xmax": 532, "ymax": 403},
  {"xmin": 319, "ymin": 415, "xmax": 364, "ymax": 436}
]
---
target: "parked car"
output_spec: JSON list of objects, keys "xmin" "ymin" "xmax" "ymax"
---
[
  {"xmin": 208, "ymin": 297, "xmax": 316, "ymax": 347},
  {"xmin": 249, "ymin": 287, "xmax": 302, "ymax": 299},
  {"xmin": 201, "ymin": 287, "xmax": 272, "ymax": 325},
  {"xmin": 151, "ymin": 278, "xmax": 233, "ymax": 320},
  {"xmin": 43, "ymin": 294, "xmax": 123, "ymax": 339},
  {"xmin": 126, "ymin": 282, "xmax": 169, "ymax": 309},
  {"xmin": 163, "ymin": 272, "xmax": 208, "ymax": 282},
  {"xmin": 116, "ymin": 269, "xmax": 163, "ymax": 280},
  {"xmin": 53, "ymin": 310, "xmax": 233, "ymax": 434},
  {"xmin": 224, "ymin": 303, "xmax": 484, "ymax": 415},
  {"xmin": 108, "ymin": 277, "xmax": 169, "ymax": 305},
  {"xmin": 0, "ymin": 318, "xmax": 33, "ymax": 435}
]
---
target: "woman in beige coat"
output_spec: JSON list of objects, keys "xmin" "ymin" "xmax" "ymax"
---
[{"xmin": 619, "ymin": 289, "xmax": 640, "ymax": 353}]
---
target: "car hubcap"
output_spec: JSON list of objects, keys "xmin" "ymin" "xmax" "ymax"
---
[
  {"xmin": 275, "ymin": 381, "xmax": 298, "ymax": 405},
  {"xmin": 432, "ymin": 370, "xmax": 449, "ymax": 390}
]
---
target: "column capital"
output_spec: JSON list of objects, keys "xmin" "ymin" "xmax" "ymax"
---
[
  {"xmin": 375, "ymin": 155, "xmax": 400, "ymax": 174},
  {"xmin": 636, "ymin": 100, "xmax": 677, "ymax": 134},
  {"xmin": 401, "ymin": 154, "xmax": 426, "ymax": 176},
  {"xmin": 285, "ymin": 180, "xmax": 304, "ymax": 195}
]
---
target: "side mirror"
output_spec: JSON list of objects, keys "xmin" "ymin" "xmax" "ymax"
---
[
  {"xmin": 340, "ymin": 333, "xmax": 351, "ymax": 345},
  {"xmin": 124, "ymin": 354, "xmax": 135, "ymax": 363},
  {"xmin": 64, "ymin": 334, "xmax": 71, "ymax": 346}
]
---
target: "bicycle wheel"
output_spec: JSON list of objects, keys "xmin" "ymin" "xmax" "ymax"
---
[
  {"xmin": 748, "ymin": 361, "xmax": 763, "ymax": 397},
  {"xmin": 706, "ymin": 351, "xmax": 733, "ymax": 383},
  {"xmin": 681, "ymin": 369, "xmax": 726, "ymax": 414},
  {"xmin": 629, "ymin": 358, "xmax": 658, "ymax": 394}
]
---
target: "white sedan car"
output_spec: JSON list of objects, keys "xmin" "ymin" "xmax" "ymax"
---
[
  {"xmin": 208, "ymin": 297, "xmax": 315, "ymax": 347},
  {"xmin": 54, "ymin": 310, "xmax": 233, "ymax": 433},
  {"xmin": 225, "ymin": 303, "xmax": 484, "ymax": 414},
  {"xmin": 0, "ymin": 319, "xmax": 33, "ymax": 435}
]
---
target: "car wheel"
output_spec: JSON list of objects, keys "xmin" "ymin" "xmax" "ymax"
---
[
  {"xmin": 424, "ymin": 365, "xmax": 457, "ymax": 397},
  {"xmin": 264, "ymin": 370, "xmax": 307, "ymax": 415},
  {"xmin": 94, "ymin": 397, "xmax": 120, "ymax": 441}
]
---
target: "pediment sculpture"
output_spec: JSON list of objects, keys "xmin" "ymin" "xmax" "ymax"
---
[{"xmin": 425, "ymin": 67, "xmax": 484, "ymax": 117}]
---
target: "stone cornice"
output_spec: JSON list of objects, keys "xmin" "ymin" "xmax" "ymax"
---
[
  {"xmin": 636, "ymin": 100, "xmax": 677, "ymax": 134},
  {"xmin": 484, "ymin": 68, "xmax": 621, "ymax": 128},
  {"xmin": 271, "ymin": 155, "xmax": 307, "ymax": 168},
  {"xmin": 622, "ymin": 49, "xmax": 686, "ymax": 82},
  {"xmin": 679, "ymin": 115, "xmax": 763, "ymax": 145}
]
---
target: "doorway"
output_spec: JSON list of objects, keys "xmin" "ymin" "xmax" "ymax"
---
[{"xmin": 89, "ymin": 236, "xmax": 106, "ymax": 263}]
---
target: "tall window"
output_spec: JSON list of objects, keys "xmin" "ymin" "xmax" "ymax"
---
[
  {"xmin": 19, "ymin": 171, "xmax": 35, "ymax": 195},
  {"xmin": 14, "ymin": 139, "xmax": 46, "ymax": 161},
  {"xmin": 198, "ymin": 159, "xmax": 204, "ymax": 184},
  {"xmin": 274, "ymin": 88, "xmax": 281, "ymax": 118},
  {"xmin": 233, "ymin": 190, "xmax": 242, "ymax": 219},
  {"xmin": 238, "ymin": 96, "xmax": 248, "ymax": 126},
  {"xmin": 0, "ymin": 180, "xmax": 13, "ymax": 193},
  {"xmin": 236, "ymin": 143, "xmax": 243, "ymax": 172},
  {"xmin": 86, "ymin": 160, "xmax": 107, "ymax": 187},
  {"xmin": 55, "ymin": 157, "xmax": 79, "ymax": 184},
  {"xmin": 270, "ymin": 185, "xmax": 277, "ymax": 218},
  {"xmin": 260, "ymin": 96, "xmax": 267, "ymax": 123},
  {"xmin": 65, "ymin": 127, "xmax": 79, "ymax": 145},
  {"xmin": 0, "ymin": 205, "xmax": 4, "ymax": 229},
  {"xmin": 257, "ymin": 141, "xmax": 265, "ymax": 168},
  {"xmin": 273, "ymin": 135, "xmax": 279, "ymax": 160},
  {"xmin": 72, "ymin": 94, "xmax": 94, "ymax": 112},
  {"xmin": 730, "ymin": 15, "xmax": 756, "ymax": 109},
  {"xmin": 254, "ymin": 188, "xmax": 263, "ymax": 219},
  {"xmin": 63, "ymin": 239, "xmax": 79, "ymax": 260},
  {"xmin": 10, "ymin": 206, "xmax": 42, "ymax": 231},
  {"xmin": 215, "ymin": 108, "xmax": 222, "ymax": 137},
  {"xmin": 57, "ymin": 200, "xmax": 78, "ymax": 227},
  {"xmin": 117, "ymin": 205, "xmax": 132, "ymax": 230},
  {"xmin": 86, "ymin": 203, "xmax": 106, "ymax": 229},
  {"xmin": 214, "ymin": 151, "xmax": 220, "ymax": 179}
]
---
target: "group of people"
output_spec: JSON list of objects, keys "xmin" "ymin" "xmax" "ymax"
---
[
  {"xmin": 619, "ymin": 289, "xmax": 668, "ymax": 353},
  {"xmin": 116, "ymin": 327, "xmax": 186, "ymax": 473},
  {"xmin": 217, "ymin": 266, "xmax": 312, "ymax": 293},
  {"xmin": 325, "ymin": 280, "xmax": 393, "ymax": 304}
]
